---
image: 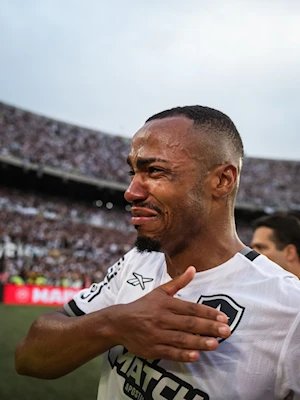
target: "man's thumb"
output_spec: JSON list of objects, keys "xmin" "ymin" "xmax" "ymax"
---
[{"xmin": 160, "ymin": 266, "xmax": 196, "ymax": 297}]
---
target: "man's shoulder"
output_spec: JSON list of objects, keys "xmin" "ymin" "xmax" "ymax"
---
[
  {"xmin": 252, "ymin": 253, "xmax": 299, "ymax": 279},
  {"xmin": 247, "ymin": 253, "xmax": 300, "ymax": 301}
]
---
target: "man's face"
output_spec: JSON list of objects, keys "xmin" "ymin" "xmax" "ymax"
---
[
  {"xmin": 251, "ymin": 227, "xmax": 287, "ymax": 268},
  {"xmin": 124, "ymin": 116, "xmax": 209, "ymax": 256}
]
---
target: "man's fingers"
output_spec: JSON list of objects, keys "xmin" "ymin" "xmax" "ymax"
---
[
  {"xmin": 166, "ymin": 331, "xmax": 221, "ymax": 351},
  {"xmin": 150, "ymin": 337, "xmax": 220, "ymax": 362},
  {"xmin": 159, "ymin": 266, "xmax": 196, "ymax": 297},
  {"xmin": 156, "ymin": 267, "xmax": 229, "ymax": 326},
  {"xmin": 167, "ymin": 296, "xmax": 229, "ymax": 323},
  {"xmin": 160, "ymin": 314, "xmax": 231, "ymax": 339}
]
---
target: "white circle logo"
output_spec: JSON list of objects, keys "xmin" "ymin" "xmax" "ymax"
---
[{"xmin": 15, "ymin": 287, "xmax": 30, "ymax": 303}]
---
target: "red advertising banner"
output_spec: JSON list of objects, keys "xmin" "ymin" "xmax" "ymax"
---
[{"xmin": 3, "ymin": 284, "xmax": 81, "ymax": 306}]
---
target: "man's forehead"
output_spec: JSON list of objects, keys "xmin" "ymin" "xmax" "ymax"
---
[
  {"xmin": 134, "ymin": 115, "xmax": 194, "ymax": 139},
  {"xmin": 131, "ymin": 116, "xmax": 196, "ymax": 150},
  {"xmin": 252, "ymin": 227, "xmax": 276, "ymax": 244},
  {"xmin": 127, "ymin": 116, "xmax": 208, "ymax": 167}
]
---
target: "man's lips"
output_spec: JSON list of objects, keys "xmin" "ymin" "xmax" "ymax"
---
[{"xmin": 130, "ymin": 207, "xmax": 159, "ymax": 225}]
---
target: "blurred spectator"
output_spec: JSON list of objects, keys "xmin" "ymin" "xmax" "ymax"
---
[{"xmin": 251, "ymin": 213, "xmax": 300, "ymax": 279}]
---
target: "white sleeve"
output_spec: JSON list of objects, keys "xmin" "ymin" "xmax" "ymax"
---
[
  {"xmin": 275, "ymin": 311, "xmax": 300, "ymax": 399},
  {"xmin": 63, "ymin": 254, "xmax": 127, "ymax": 316}
]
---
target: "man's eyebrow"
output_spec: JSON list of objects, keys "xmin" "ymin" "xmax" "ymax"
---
[{"xmin": 126, "ymin": 157, "xmax": 168, "ymax": 168}]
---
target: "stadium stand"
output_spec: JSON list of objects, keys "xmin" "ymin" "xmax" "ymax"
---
[
  {"xmin": 0, "ymin": 102, "xmax": 130, "ymax": 183},
  {"xmin": 0, "ymin": 101, "xmax": 299, "ymax": 286},
  {"xmin": 1, "ymin": 101, "xmax": 300, "ymax": 211},
  {"xmin": 0, "ymin": 185, "xmax": 135, "ymax": 287},
  {"xmin": 238, "ymin": 157, "xmax": 300, "ymax": 211}
]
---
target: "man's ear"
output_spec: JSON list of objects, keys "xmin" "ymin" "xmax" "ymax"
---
[
  {"xmin": 284, "ymin": 244, "xmax": 298, "ymax": 262},
  {"xmin": 210, "ymin": 163, "xmax": 238, "ymax": 198}
]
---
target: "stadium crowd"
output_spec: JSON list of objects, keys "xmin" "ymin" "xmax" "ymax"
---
[
  {"xmin": 0, "ymin": 101, "xmax": 299, "ymax": 287},
  {"xmin": 0, "ymin": 186, "xmax": 257, "ymax": 287},
  {"xmin": 0, "ymin": 186, "xmax": 135, "ymax": 288},
  {"xmin": 1, "ymin": 102, "xmax": 299, "ymax": 210},
  {"xmin": 0, "ymin": 102, "xmax": 130, "ymax": 183},
  {"xmin": 238, "ymin": 157, "xmax": 300, "ymax": 211}
]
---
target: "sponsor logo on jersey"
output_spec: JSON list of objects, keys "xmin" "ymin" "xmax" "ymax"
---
[
  {"xmin": 108, "ymin": 347, "xmax": 209, "ymax": 400},
  {"xmin": 197, "ymin": 294, "xmax": 245, "ymax": 341},
  {"xmin": 80, "ymin": 256, "xmax": 124, "ymax": 302},
  {"xmin": 127, "ymin": 272, "xmax": 154, "ymax": 290}
]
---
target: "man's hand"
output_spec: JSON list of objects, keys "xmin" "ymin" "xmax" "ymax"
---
[{"xmin": 110, "ymin": 266, "xmax": 231, "ymax": 362}]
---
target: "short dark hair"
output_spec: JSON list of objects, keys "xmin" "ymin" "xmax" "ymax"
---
[
  {"xmin": 253, "ymin": 213, "xmax": 300, "ymax": 257},
  {"xmin": 146, "ymin": 105, "xmax": 244, "ymax": 160}
]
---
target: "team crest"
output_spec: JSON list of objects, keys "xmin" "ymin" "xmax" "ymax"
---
[{"xmin": 197, "ymin": 294, "xmax": 245, "ymax": 342}]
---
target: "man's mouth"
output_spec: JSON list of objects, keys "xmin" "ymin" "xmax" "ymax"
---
[{"xmin": 130, "ymin": 206, "xmax": 160, "ymax": 225}]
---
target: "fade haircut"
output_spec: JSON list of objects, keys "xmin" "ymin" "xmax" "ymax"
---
[
  {"xmin": 253, "ymin": 213, "xmax": 300, "ymax": 257},
  {"xmin": 146, "ymin": 105, "xmax": 244, "ymax": 171}
]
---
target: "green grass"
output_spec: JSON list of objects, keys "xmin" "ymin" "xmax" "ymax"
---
[{"xmin": 0, "ymin": 304, "xmax": 101, "ymax": 400}]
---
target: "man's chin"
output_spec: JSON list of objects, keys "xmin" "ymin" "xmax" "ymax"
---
[{"xmin": 135, "ymin": 236, "xmax": 161, "ymax": 253}]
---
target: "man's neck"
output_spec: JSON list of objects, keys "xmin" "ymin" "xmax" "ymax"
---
[{"xmin": 164, "ymin": 233, "xmax": 245, "ymax": 279}]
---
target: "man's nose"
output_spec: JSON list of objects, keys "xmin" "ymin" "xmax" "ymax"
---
[{"xmin": 124, "ymin": 175, "xmax": 148, "ymax": 203}]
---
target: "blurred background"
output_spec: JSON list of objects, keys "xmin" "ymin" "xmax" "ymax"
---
[{"xmin": 1, "ymin": 1, "xmax": 299, "ymax": 399}]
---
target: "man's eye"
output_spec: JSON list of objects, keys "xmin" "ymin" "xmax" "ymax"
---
[
  {"xmin": 128, "ymin": 170, "xmax": 135, "ymax": 177},
  {"xmin": 149, "ymin": 166, "xmax": 162, "ymax": 173}
]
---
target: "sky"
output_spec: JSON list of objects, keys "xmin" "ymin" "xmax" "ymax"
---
[{"xmin": 0, "ymin": 0, "xmax": 300, "ymax": 161}]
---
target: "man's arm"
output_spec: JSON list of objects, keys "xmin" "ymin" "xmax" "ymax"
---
[
  {"xmin": 15, "ymin": 267, "xmax": 230, "ymax": 379},
  {"xmin": 14, "ymin": 306, "xmax": 118, "ymax": 379}
]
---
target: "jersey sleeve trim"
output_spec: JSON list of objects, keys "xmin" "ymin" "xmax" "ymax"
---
[
  {"xmin": 64, "ymin": 299, "xmax": 86, "ymax": 317},
  {"xmin": 239, "ymin": 246, "xmax": 260, "ymax": 261}
]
